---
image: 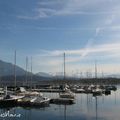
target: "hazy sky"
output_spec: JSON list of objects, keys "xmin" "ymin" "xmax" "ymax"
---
[{"xmin": 0, "ymin": 0, "xmax": 120, "ymax": 75}]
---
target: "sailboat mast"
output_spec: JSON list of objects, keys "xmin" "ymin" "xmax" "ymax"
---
[
  {"xmin": 30, "ymin": 56, "xmax": 32, "ymax": 89},
  {"xmin": 95, "ymin": 60, "xmax": 97, "ymax": 79},
  {"xmin": 25, "ymin": 56, "xmax": 28, "ymax": 86},
  {"xmin": 64, "ymin": 53, "xmax": 66, "ymax": 81},
  {"xmin": 14, "ymin": 50, "xmax": 16, "ymax": 87}
]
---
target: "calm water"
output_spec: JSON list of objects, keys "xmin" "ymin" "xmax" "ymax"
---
[{"xmin": 0, "ymin": 86, "xmax": 120, "ymax": 120}]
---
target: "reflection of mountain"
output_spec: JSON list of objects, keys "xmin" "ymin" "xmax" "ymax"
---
[{"xmin": 0, "ymin": 60, "xmax": 26, "ymax": 76}]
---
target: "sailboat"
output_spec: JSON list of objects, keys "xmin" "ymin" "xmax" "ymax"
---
[
  {"xmin": 0, "ymin": 51, "xmax": 24, "ymax": 106},
  {"xmin": 0, "ymin": 86, "xmax": 24, "ymax": 107},
  {"xmin": 59, "ymin": 53, "xmax": 75, "ymax": 99},
  {"xmin": 51, "ymin": 53, "xmax": 75, "ymax": 104},
  {"xmin": 18, "ymin": 56, "xmax": 43, "ymax": 97},
  {"xmin": 59, "ymin": 84, "xmax": 75, "ymax": 99},
  {"xmin": 17, "ymin": 56, "xmax": 50, "ymax": 107}
]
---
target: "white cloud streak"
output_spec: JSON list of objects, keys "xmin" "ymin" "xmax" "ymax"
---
[
  {"xmin": 32, "ymin": 42, "xmax": 120, "ymax": 72},
  {"xmin": 29, "ymin": 41, "xmax": 120, "ymax": 74},
  {"xmin": 40, "ymin": 43, "xmax": 120, "ymax": 57},
  {"xmin": 17, "ymin": 0, "xmax": 120, "ymax": 19}
]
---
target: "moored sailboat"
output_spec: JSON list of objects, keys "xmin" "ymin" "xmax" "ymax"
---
[
  {"xmin": 51, "ymin": 53, "xmax": 75, "ymax": 104},
  {"xmin": 0, "ymin": 86, "xmax": 24, "ymax": 107}
]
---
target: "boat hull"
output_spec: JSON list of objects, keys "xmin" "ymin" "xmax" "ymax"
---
[{"xmin": 50, "ymin": 98, "xmax": 75, "ymax": 105}]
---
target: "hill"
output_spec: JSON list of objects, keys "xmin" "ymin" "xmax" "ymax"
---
[{"xmin": 0, "ymin": 60, "xmax": 26, "ymax": 76}]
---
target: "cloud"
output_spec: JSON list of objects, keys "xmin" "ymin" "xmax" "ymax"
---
[
  {"xmin": 15, "ymin": 0, "xmax": 120, "ymax": 74},
  {"xmin": 40, "ymin": 43, "xmax": 120, "ymax": 57},
  {"xmin": 17, "ymin": 0, "xmax": 120, "ymax": 19},
  {"xmin": 38, "ymin": 1, "xmax": 60, "ymax": 6},
  {"xmin": 95, "ymin": 27, "xmax": 101, "ymax": 36},
  {"xmin": 22, "ymin": 41, "xmax": 120, "ymax": 75},
  {"xmin": 34, "ymin": 43, "xmax": 120, "ymax": 70},
  {"xmin": 33, "ymin": 56, "xmax": 120, "ymax": 75}
]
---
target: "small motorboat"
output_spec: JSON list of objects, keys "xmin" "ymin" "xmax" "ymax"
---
[
  {"xmin": 30, "ymin": 96, "xmax": 50, "ymax": 107},
  {"xmin": 50, "ymin": 90, "xmax": 75, "ymax": 105},
  {"xmin": 59, "ymin": 90, "xmax": 75, "ymax": 99}
]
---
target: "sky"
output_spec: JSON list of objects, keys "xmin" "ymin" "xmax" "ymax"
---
[{"xmin": 0, "ymin": 0, "xmax": 120, "ymax": 76}]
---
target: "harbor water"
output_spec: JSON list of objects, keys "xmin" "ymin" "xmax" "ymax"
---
[{"xmin": 0, "ymin": 86, "xmax": 120, "ymax": 120}]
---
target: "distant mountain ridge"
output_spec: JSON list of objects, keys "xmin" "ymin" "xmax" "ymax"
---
[
  {"xmin": 0, "ymin": 60, "xmax": 53, "ymax": 80},
  {"xmin": 0, "ymin": 60, "xmax": 26, "ymax": 76},
  {"xmin": 35, "ymin": 72, "xmax": 52, "ymax": 78},
  {"xmin": 1, "ymin": 59, "xmax": 120, "ymax": 79}
]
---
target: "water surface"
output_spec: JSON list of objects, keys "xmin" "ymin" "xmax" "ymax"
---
[{"xmin": 0, "ymin": 86, "xmax": 120, "ymax": 120}]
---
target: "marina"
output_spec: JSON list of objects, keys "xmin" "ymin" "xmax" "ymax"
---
[
  {"xmin": 0, "ymin": 84, "xmax": 117, "ymax": 105},
  {"xmin": 1, "ymin": 0, "xmax": 120, "ymax": 120},
  {"xmin": 0, "ymin": 85, "xmax": 119, "ymax": 120}
]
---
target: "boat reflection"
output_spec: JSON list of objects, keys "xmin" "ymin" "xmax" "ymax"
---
[
  {"xmin": 95, "ymin": 96, "xmax": 98, "ymax": 120},
  {"xmin": 0, "ymin": 86, "xmax": 119, "ymax": 120}
]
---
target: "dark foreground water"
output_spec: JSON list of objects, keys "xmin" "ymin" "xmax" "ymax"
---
[{"xmin": 0, "ymin": 86, "xmax": 120, "ymax": 120}]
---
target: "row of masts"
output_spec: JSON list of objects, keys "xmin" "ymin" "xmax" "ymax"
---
[
  {"xmin": 14, "ymin": 50, "xmax": 16, "ymax": 87},
  {"xmin": 14, "ymin": 51, "xmax": 33, "ymax": 88},
  {"xmin": 13, "ymin": 51, "xmax": 98, "ymax": 87},
  {"xmin": 63, "ymin": 52, "xmax": 98, "ymax": 80}
]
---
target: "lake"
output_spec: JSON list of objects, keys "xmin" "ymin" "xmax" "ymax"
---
[{"xmin": 0, "ymin": 86, "xmax": 120, "ymax": 120}]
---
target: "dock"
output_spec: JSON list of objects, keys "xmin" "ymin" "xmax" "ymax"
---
[
  {"xmin": 32, "ymin": 89, "xmax": 65, "ymax": 93},
  {"xmin": 50, "ymin": 98, "xmax": 75, "ymax": 105}
]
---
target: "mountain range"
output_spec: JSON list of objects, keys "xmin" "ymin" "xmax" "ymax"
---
[
  {"xmin": 35, "ymin": 72, "xmax": 52, "ymax": 78},
  {"xmin": 0, "ymin": 60, "xmax": 26, "ymax": 76},
  {"xmin": 0, "ymin": 60, "xmax": 52, "ymax": 78},
  {"xmin": 0, "ymin": 59, "xmax": 120, "ymax": 79}
]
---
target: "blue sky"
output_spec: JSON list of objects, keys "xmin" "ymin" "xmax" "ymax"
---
[{"xmin": 1, "ymin": 0, "xmax": 120, "ymax": 76}]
